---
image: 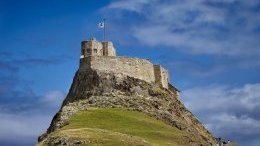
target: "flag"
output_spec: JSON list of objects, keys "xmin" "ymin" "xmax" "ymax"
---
[{"xmin": 98, "ymin": 21, "xmax": 105, "ymax": 29}]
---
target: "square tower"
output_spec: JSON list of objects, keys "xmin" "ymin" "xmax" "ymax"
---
[
  {"xmin": 81, "ymin": 38, "xmax": 103, "ymax": 57},
  {"xmin": 153, "ymin": 65, "xmax": 169, "ymax": 89},
  {"xmin": 81, "ymin": 38, "xmax": 116, "ymax": 58},
  {"xmin": 102, "ymin": 42, "xmax": 116, "ymax": 56}
]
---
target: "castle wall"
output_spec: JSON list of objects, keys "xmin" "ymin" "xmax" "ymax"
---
[
  {"xmin": 102, "ymin": 42, "xmax": 116, "ymax": 56},
  {"xmin": 161, "ymin": 67, "xmax": 169, "ymax": 89},
  {"xmin": 153, "ymin": 65, "xmax": 169, "ymax": 89},
  {"xmin": 79, "ymin": 38, "xmax": 171, "ymax": 89},
  {"xmin": 154, "ymin": 65, "xmax": 162, "ymax": 85},
  {"xmin": 80, "ymin": 56, "xmax": 155, "ymax": 83}
]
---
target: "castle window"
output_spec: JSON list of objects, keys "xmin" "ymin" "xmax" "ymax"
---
[
  {"xmin": 94, "ymin": 49, "xmax": 97, "ymax": 53},
  {"xmin": 86, "ymin": 49, "xmax": 91, "ymax": 54}
]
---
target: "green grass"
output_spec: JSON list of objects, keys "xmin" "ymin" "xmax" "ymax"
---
[{"xmin": 42, "ymin": 108, "xmax": 199, "ymax": 146}]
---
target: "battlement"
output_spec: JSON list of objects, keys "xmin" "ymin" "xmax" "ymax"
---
[{"xmin": 79, "ymin": 38, "xmax": 170, "ymax": 89}]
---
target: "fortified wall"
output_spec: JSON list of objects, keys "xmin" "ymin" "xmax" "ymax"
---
[{"xmin": 79, "ymin": 38, "xmax": 170, "ymax": 89}]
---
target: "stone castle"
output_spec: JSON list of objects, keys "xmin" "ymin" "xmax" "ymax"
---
[
  {"xmin": 79, "ymin": 38, "xmax": 170, "ymax": 89},
  {"xmin": 38, "ymin": 38, "xmax": 218, "ymax": 146}
]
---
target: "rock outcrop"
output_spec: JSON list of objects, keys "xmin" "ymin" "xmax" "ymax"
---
[{"xmin": 38, "ymin": 68, "xmax": 217, "ymax": 146}]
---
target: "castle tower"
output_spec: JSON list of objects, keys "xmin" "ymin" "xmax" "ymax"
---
[
  {"xmin": 81, "ymin": 38, "xmax": 116, "ymax": 58},
  {"xmin": 81, "ymin": 38, "xmax": 103, "ymax": 57},
  {"xmin": 153, "ymin": 65, "xmax": 169, "ymax": 89},
  {"xmin": 102, "ymin": 42, "xmax": 116, "ymax": 56}
]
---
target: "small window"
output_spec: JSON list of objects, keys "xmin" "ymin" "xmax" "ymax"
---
[
  {"xmin": 86, "ymin": 49, "xmax": 91, "ymax": 53},
  {"xmin": 94, "ymin": 49, "xmax": 97, "ymax": 53}
]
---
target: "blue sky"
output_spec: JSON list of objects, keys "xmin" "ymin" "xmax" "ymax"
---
[{"xmin": 0, "ymin": 0, "xmax": 259, "ymax": 145}]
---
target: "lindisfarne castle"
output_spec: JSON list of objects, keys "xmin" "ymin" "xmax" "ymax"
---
[
  {"xmin": 38, "ymin": 37, "xmax": 217, "ymax": 146},
  {"xmin": 79, "ymin": 37, "xmax": 178, "ymax": 92}
]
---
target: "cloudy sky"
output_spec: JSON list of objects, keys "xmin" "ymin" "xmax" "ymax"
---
[{"xmin": 0, "ymin": 0, "xmax": 259, "ymax": 145}]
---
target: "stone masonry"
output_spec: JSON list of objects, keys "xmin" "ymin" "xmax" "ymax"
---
[
  {"xmin": 79, "ymin": 38, "xmax": 170, "ymax": 89},
  {"xmin": 81, "ymin": 38, "xmax": 116, "ymax": 58}
]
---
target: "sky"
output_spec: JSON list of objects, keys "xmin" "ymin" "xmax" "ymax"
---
[{"xmin": 0, "ymin": 0, "xmax": 259, "ymax": 145}]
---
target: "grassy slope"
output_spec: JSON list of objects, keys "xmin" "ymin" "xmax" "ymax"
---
[{"xmin": 39, "ymin": 108, "xmax": 201, "ymax": 146}]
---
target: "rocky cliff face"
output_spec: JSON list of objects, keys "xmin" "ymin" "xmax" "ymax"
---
[{"xmin": 38, "ymin": 68, "xmax": 217, "ymax": 146}]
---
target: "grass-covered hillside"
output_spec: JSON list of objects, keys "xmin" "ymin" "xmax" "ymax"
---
[{"xmin": 38, "ymin": 108, "xmax": 202, "ymax": 146}]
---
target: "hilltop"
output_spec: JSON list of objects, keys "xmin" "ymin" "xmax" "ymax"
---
[{"xmin": 38, "ymin": 38, "xmax": 217, "ymax": 146}]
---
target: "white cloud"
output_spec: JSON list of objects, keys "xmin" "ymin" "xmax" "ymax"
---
[
  {"xmin": 181, "ymin": 83, "xmax": 260, "ymax": 144},
  {"xmin": 182, "ymin": 83, "xmax": 260, "ymax": 111},
  {"xmin": 209, "ymin": 113, "xmax": 260, "ymax": 135},
  {"xmin": 0, "ymin": 111, "xmax": 54, "ymax": 146},
  {"xmin": 107, "ymin": 0, "xmax": 151, "ymax": 12},
  {"xmin": 40, "ymin": 90, "xmax": 65, "ymax": 107},
  {"xmin": 106, "ymin": 0, "xmax": 260, "ymax": 57},
  {"xmin": 0, "ymin": 90, "xmax": 65, "ymax": 145},
  {"xmin": 0, "ymin": 113, "xmax": 51, "ymax": 138}
]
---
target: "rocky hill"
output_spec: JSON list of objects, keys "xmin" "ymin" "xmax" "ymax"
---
[
  {"xmin": 37, "ymin": 68, "xmax": 218, "ymax": 146},
  {"xmin": 37, "ymin": 38, "xmax": 220, "ymax": 146}
]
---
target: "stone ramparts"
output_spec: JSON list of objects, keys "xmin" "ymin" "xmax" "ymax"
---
[
  {"xmin": 79, "ymin": 56, "xmax": 156, "ymax": 83},
  {"xmin": 79, "ymin": 56, "xmax": 170, "ymax": 88}
]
